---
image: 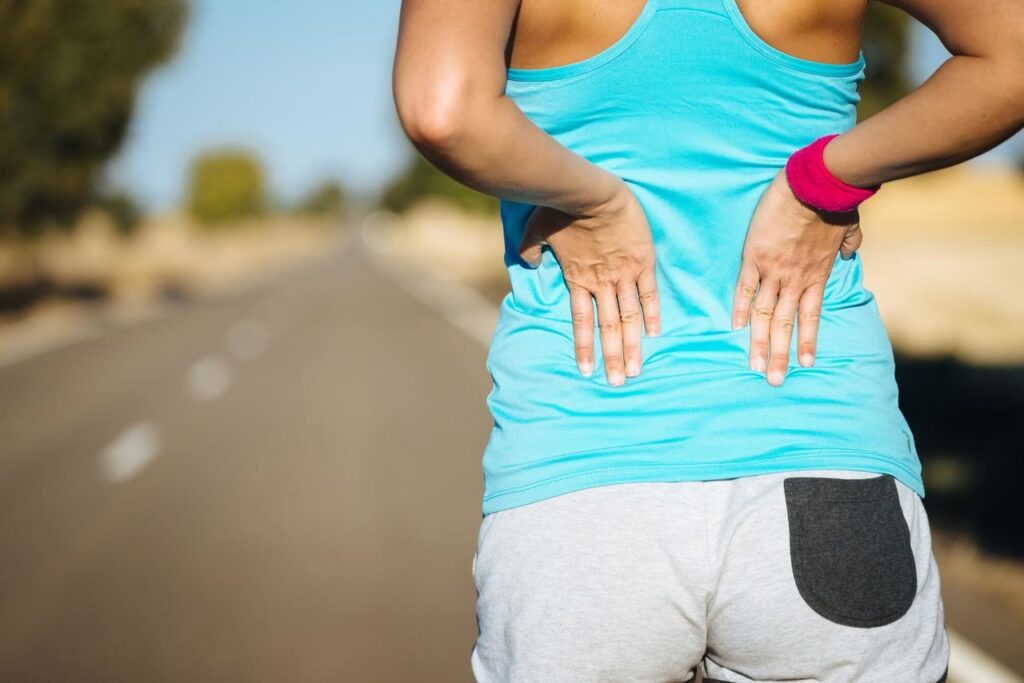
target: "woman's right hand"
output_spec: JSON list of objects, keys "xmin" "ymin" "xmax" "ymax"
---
[{"xmin": 517, "ymin": 180, "xmax": 661, "ymax": 386}]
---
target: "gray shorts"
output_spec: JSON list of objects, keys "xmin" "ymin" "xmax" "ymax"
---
[{"xmin": 470, "ymin": 469, "xmax": 949, "ymax": 682}]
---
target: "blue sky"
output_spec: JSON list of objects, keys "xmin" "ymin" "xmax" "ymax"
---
[{"xmin": 107, "ymin": 2, "xmax": 1021, "ymax": 210}]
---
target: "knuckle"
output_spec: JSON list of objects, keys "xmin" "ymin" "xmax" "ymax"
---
[
  {"xmin": 619, "ymin": 308, "xmax": 642, "ymax": 324},
  {"xmin": 800, "ymin": 309, "xmax": 822, "ymax": 323},
  {"xmin": 598, "ymin": 319, "xmax": 621, "ymax": 333},
  {"xmin": 753, "ymin": 305, "xmax": 774, "ymax": 320}
]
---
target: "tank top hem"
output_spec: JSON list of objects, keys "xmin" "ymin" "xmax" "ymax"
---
[{"xmin": 481, "ymin": 448, "xmax": 925, "ymax": 516}]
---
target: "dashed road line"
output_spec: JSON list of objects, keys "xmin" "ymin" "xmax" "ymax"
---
[
  {"xmin": 99, "ymin": 421, "xmax": 161, "ymax": 483},
  {"xmin": 187, "ymin": 354, "xmax": 232, "ymax": 402}
]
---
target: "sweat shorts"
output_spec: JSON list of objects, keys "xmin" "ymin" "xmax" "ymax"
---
[{"xmin": 470, "ymin": 469, "xmax": 949, "ymax": 682}]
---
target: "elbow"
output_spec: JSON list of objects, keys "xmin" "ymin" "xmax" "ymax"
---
[{"xmin": 394, "ymin": 69, "xmax": 475, "ymax": 154}]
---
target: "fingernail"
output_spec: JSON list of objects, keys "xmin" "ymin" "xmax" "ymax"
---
[
  {"xmin": 579, "ymin": 360, "xmax": 593, "ymax": 377},
  {"xmin": 751, "ymin": 357, "xmax": 766, "ymax": 373},
  {"xmin": 649, "ymin": 327, "xmax": 660, "ymax": 337},
  {"xmin": 768, "ymin": 370, "xmax": 785, "ymax": 386},
  {"xmin": 626, "ymin": 362, "xmax": 640, "ymax": 377},
  {"xmin": 609, "ymin": 372, "xmax": 625, "ymax": 386},
  {"xmin": 799, "ymin": 353, "xmax": 814, "ymax": 367}
]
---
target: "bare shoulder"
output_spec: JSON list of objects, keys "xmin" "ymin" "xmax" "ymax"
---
[
  {"xmin": 506, "ymin": 0, "xmax": 648, "ymax": 70},
  {"xmin": 506, "ymin": 0, "xmax": 868, "ymax": 69},
  {"xmin": 731, "ymin": 0, "xmax": 868, "ymax": 64}
]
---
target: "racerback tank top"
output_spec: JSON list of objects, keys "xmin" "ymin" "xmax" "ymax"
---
[{"xmin": 480, "ymin": 0, "xmax": 923, "ymax": 516}]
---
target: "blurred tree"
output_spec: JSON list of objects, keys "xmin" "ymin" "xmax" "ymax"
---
[
  {"xmin": 0, "ymin": 0, "xmax": 188, "ymax": 237},
  {"xmin": 297, "ymin": 180, "xmax": 346, "ymax": 217},
  {"xmin": 93, "ymin": 190, "xmax": 142, "ymax": 236},
  {"xmin": 379, "ymin": 153, "xmax": 498, "ymax": 215},
  {"xmin": 187, "ymin": 150, "xmax": 267, "ymax": 226},
  {"xmin": 858, "ymin": 3, "xmax": 912, "ymax": 120}
]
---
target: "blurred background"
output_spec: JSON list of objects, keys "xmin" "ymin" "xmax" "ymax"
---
[{"xmin": 0, "ymin": 1, "xmax": 1022, "ymax": 681}]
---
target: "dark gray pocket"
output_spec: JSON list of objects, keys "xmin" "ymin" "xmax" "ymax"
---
[{"xmin": 783, "ymin": 473, "xmax": 917, "ymax": 628}]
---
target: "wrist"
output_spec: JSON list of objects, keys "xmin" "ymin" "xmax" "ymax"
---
[
  {"xmin": 785, "ymin": 134, "xmax": 881, "ymax": 213},
  {"xmin": 575, "ymin": 170, "xmax": 629, "ymax": 220}
]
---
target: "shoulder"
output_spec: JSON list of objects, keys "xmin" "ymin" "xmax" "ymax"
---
[{"xmin": 733, "ymin": 0, "xmax": 868, "ymax": 64}]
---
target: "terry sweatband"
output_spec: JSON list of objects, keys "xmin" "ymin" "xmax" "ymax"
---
[{"xmin": 784, "ymin": 134, "xmax": 880, "ymax": 213}]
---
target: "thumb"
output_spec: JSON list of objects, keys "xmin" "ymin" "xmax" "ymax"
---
[
  {"xmin": 839, "ymin": 225, "xmax": 862, "ymax": 260},
  {"xmin": 519, "ymin": 235, "xmax": 546, "ymax": 268},
  {"xmin": 518, "ymin": 209, "xmax": 545, "ymax": 268}
]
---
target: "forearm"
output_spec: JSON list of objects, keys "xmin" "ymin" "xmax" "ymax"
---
[
  {"xmin": 399, "ymin": 89, "xmax": 622, "ymax": 217},
  {"xmin": 825, "ymin": 55, "xmax": 1024, "ymax": 186},
  {"xmin": 824, "ymin": 0, "xmax": 1024, "ymax": 188}
]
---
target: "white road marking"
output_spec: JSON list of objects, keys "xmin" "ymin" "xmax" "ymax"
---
[
  {"xmin": 99, "ymin": 421, "xmax": 161, "ymax": 483},
  {"xmin": 948, "ymin": 629, "xmax": 1023, "ymax": 683},
  {"xmin": 187, "ymin": 355, "xmax": 232, "ymax": 402},
  {"xmin": 226, "ymin": 319, "xmax": 269, "ymax": 361},
  {"xmin": 366, "ymin": 246, "xmax": 1022, "ymax": 683},
  {"xmin": 365, "ymin": 250, "xmax": 498, "ymax": 347}
]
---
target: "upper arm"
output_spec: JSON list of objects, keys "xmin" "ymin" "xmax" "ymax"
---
[
  {"xmin": 393, "ymin": 0, "xmax": 520, "ymax": 143},
  {"xmin": 875, "ymin": 0, "xmax": 1023, "ymax": 61}
]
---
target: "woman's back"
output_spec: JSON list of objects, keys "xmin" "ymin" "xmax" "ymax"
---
[{"xmin": 481, "ymin": 0, "xmax": 924, "ymax": 514}]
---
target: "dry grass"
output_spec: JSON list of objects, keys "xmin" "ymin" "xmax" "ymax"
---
[
  {"xmin": 0, "ymin": 210, "xmax": 341, "ymax": 307},
  {"xmin": 0, "ymin": 210, "xmax": 343, "ymax": 361},
  {"xmin": 859, "ymin": 165, "xmax": 1024, "ymax": 365}
]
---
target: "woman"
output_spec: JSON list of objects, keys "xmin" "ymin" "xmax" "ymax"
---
[{"xmin": 393, "ymin": 1, "xmax": 1023, "ymax": 680}]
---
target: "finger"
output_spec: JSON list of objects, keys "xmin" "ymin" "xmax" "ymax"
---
[
  {"xmin": 767, "ymin": 286, "xmax": 801, "ymax": 386},
  {"xmin": 797, "ymin": 281, "xmax": 825, "ymax": 368},
  {"xmin": 617, "ymin": 280, "xmax": 643, "ymax": 377},
  {"xmin": 636, "ymin": 266, "xmax": 661, "ymax": 337},
  {"xmin": 594, "ymin": 286, "xmax": 626, "ymax": 386},
  {"xmin": 749, "ymin": 278, "xmax": 778, "ymax": 374},
  {"xmin": 732, "ymin": 258, "xmax": 760, "ymax": 330},
  {"xmin": 839, "ymin": 225, "xmax": 862, "ymax": 260},
  {"xmin": 568, "ymin": 284, "xmax": 595, "ymax": 377}
]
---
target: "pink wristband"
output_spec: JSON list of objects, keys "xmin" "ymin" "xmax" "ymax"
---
[{"xmin": 784, "ymin": 134, "xmax": 880, "ymax": 213}]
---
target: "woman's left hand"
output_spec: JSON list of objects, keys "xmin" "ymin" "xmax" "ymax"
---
[{"xmin": 732, "ymin": 168, "xmax": 863, "ymax": 387}]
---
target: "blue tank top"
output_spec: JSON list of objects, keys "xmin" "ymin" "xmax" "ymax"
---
[{"xmin": 480, "ymin": 0, "xmax": 923, "ymax": 515}]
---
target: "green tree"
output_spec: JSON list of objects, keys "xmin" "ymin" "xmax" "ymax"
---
[
  {"xmin": 187, "ymin": 150, "xmax": 267, "ymax": 226},
  {"xmin": 297, "ymin": 180, "xmax": 346, "ymax": 217},
  {"xmin": 0, "ymin": 0, "xmax": 188, "ymax": 236},
  {"xmin": 379, "ymin": 153, "xmax": 498, "ymax": 215},
  {"xmin": 94, "ymin": 190, "xmax": 142, "ymax": 236},
  {"xmin": 858, "ymin": 3, "xmax": 913, "ymax": 120}
]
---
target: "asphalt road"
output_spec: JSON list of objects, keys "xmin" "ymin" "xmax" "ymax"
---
[
  {"xmin": 1, "ymin": 230, "xmax": 1022, "ymax": 682},
  {"xmin": 0, "ymin": 235, "xmax": 491, "ymax": 681}
]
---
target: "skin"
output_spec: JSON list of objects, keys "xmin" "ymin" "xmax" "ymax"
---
[{"xmin": 393, "ymin": 0, "xmax": 1024, "ymax": 387}]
